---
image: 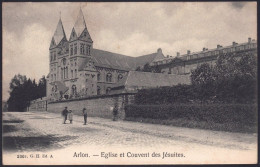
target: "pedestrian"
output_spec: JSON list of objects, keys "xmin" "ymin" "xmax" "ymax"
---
[
  {"xmin": 61, "ymin": 107, "xmax": 69, "ymax": 124},
  {"xmin": 82, "ymin": 108, "xmax": 88, "ymax": 125},
  {"xmin": 113, "ymin": 103, "xmax": 118, "ymax": 121},
  {"xmin": 68, "ymin": 110, "xmax": 73, "ymax": 124}
]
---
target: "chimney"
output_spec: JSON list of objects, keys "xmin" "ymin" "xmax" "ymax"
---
[
  {"xmin": 217, "ymin": 45, "xmax": 222, "ymax": 49},
  {"xmin": 157, "ymin": 48, "xmax": 162, "ymax": 53},
  {"xmin": 203, "ymin": 47, "xmax": 206, "ymax": 51},
  {"xmin": 176, "ymin": 52, "xmax": 180, "ymax": 57},
  {"xmin": 167, "ymin": 55, "xmax": 169, "ymax": 58},
  {"xmin": 248, "ymin": 37, "xmax": 251, "ymax": 43},
  {"xmin": 187, "ymin": 50, "xmax": 191, "ymax": 54},
  {"xmin": 232, "ymin": 42, "xmax": 237, "ymax": 46}
]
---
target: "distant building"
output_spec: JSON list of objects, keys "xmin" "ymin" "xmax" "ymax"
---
[{"xmin": 151, "ymin": 38, "xmax": 257, "ymax": 74}]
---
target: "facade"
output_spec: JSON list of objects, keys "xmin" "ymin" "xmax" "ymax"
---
[
  {"xmin": 151, "ymin": 38, "xmax": 257, "ymax": 75},
  {"xmin": 47, "ymin": 9, "xmax": 165, "ymax": 101}
]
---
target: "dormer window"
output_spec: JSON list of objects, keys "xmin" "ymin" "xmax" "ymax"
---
[{"xmin": 84, "ymin": 32, "xmax": 87, "ymax": 37}]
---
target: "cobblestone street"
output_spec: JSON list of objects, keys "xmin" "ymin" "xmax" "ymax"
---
[{"xmin": 3, "ymin": 111, "xmax": 257, "ymax": 165}]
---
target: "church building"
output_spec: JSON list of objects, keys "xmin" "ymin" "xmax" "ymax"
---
[{"xmin": 46, "ymin": 9, "xmax": 166, "ymax": 101}]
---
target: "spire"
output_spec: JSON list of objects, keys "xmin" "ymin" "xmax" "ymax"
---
[
  {"xmin": 73, "ymin": 8, "xmax": 87, "ymax": 37},
  {"xmin": 52, "ymin": 18, "xmax": 66, "ymax": 46}
]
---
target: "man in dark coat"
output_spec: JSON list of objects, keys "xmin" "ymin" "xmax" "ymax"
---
[
  {"xmin": 62, "ymin": 107, "xmax": 69, "ymax": 124},
  {"xmin": 113, "ymin": 103, "xmax": 118, "ymax": 121},
  {"xmin": 82, "ymin": 108, "xmax": 88, "ymax": 125}
]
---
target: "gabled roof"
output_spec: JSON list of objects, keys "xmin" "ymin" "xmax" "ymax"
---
[
  {"xmin": 112, "ymin": 71, "xmax": 191, "ymax": 89},
  {"xmin": 135, "ymin": 52, "xmax": 162, "ymax": 67},
  {"xmin": 78, "ymin": 57, "xmax": 93, "ymax": 71},
  {"xmin": 89, "ymin": 49, "xmax": 163, "ymax": 71},
  {"xmin": 50, "ymin": 81, "xmax": 69, "ymax": 93},
  {"xmin": 91, "ymin": 49, "xmax": 137, "ymax": 71},
  {"xmin": 52, "ymin": 19, "xmax": 67, "ymax": 46}
]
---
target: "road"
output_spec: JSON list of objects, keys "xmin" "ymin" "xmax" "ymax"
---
[{"xmin": 3, "ymin": 111, "xmax": 257, "ymax": 165}]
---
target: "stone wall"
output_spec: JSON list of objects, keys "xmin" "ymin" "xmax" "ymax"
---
[
  {"xmin": 47, "ymin": 93, "xmax": 135, "ymax": 119},
  {"xmin": 28, "ymin": 99, "xmax": 48, "ymax": 111}
]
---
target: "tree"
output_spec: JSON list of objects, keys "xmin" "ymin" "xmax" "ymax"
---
[
  {"xmin": 135, "ymin": 63, "xmax": 161, "ymax": 73},
  {"xmin": 7, "ymin": 74, "xmax": 28, "ymax": 111},
  {"xmin": 7, "ymin": 74, "xmax": 47, "ymax": 111},
  {"xmin": 191, "ymin": 53, "xmax": 257, "ymax": 103}
]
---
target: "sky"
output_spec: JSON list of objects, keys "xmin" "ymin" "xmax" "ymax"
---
[{"xmin": 2, "ymin": 2, "xmax": 257, "ymax": 101}]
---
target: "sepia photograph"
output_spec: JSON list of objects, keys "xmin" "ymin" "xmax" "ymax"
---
[{"xmin": 2, "ymin": 2, "xmax": 257, "ymax": 165}]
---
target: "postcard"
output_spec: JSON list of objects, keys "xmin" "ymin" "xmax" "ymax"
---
[{"xmin": 2, "ymin": 2, "xmax": 257, "ymax": 165}]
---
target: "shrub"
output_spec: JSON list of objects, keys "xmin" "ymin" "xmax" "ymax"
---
[{"xmin": 125, "ymin": 104, "xmax": 257, "ymax": 127}]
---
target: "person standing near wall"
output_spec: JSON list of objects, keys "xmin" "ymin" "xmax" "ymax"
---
[
  {"xmin": 62, "ymin": 107, "xmax": 69, "ymax": 124},
  {"xmin": 82, "ymin": 108, "xmax": 88, "ymax": 125},
  {"xmin": 113, "ymin": 103, "xmax": 118, "ymax": 121}
]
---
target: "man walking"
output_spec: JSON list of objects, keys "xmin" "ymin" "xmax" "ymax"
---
[
  {"xmin": 82, "ymin": 108, "xmax": 88, "ymax": 125},
  {"xmin": 62, "ymin": 107, "xmax": 69, "ymax": 124}
]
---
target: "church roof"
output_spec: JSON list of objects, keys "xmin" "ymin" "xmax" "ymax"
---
[
  {"xmin": 112, "ymin": 71, "xmax": 191, "ymax": 89},
  {"xmin": 52, "ymin": 19, "xmax": 66, "ymax": 46},
  {"xmin": 73, "ymin": 8, "xmax": 87, "ymax": 37},
  {"xmin": 90, "ymin": 49, "xmax": 163, "ymax": 71}
]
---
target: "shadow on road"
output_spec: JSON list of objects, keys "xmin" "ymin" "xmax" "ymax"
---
[{"xmin": 3, "ymin": 135, "xmax": 78, "ymax": 152}]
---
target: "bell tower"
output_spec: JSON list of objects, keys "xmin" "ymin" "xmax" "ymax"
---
[{"xmin": 69, "ymin": 8, "xmax": 93, "ymax": 58}]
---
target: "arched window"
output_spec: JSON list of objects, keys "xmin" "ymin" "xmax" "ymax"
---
[
  {"xmin": 61, "ymin": 68, "xmax": 63, "ymax": 79},
  {"xmin": 70, "ymin": 45, "xmax": 73, "ymax": 55},
  {"xmin": 106, "ymin": 87, "xmax": 111, "ymax": 94},
  {"xmin": 74, "ymin": 43, "xmax": 77, "ymax": 54},
  {"xmin": 97, "ymin": 72, "xmax": 101, "ymax": 81},
  {"xmin": 97, "ymin": 86, "xmax": 101, "ymax": 95},
  {"xmin": 118, "ymin": 74, "xmax": 123, "ymax": 82},
  {"xmin": 106, "ymin": 73, "xmax": 112, "ymax": 82},
  {"xmin": 72, "ymin": 85, "xmax": 77, "ymax": 96},
  {"xmin": 65, "ymin": 67, "xmax": 68, "ymax": 79},
  {"xmin": 75, "ymin": 69, "xmax": 77, "ymax": 78}
]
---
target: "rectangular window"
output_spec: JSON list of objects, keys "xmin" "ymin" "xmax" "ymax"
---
[
  {"xmin": 71, "ymin": 70, "xmax": 73, "ymax": 78},
  {"xmin": 75, "ymin": 69, "xmax": 77, "ymax": 78}
]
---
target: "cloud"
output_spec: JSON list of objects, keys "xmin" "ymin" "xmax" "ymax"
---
[
  {"xmin": 231, "ymin": 2, "xmax": 247, "ymax": 9},
  {"xmin": 2, "ymin": 2, "xmax": 257, "ymax": 101}
]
